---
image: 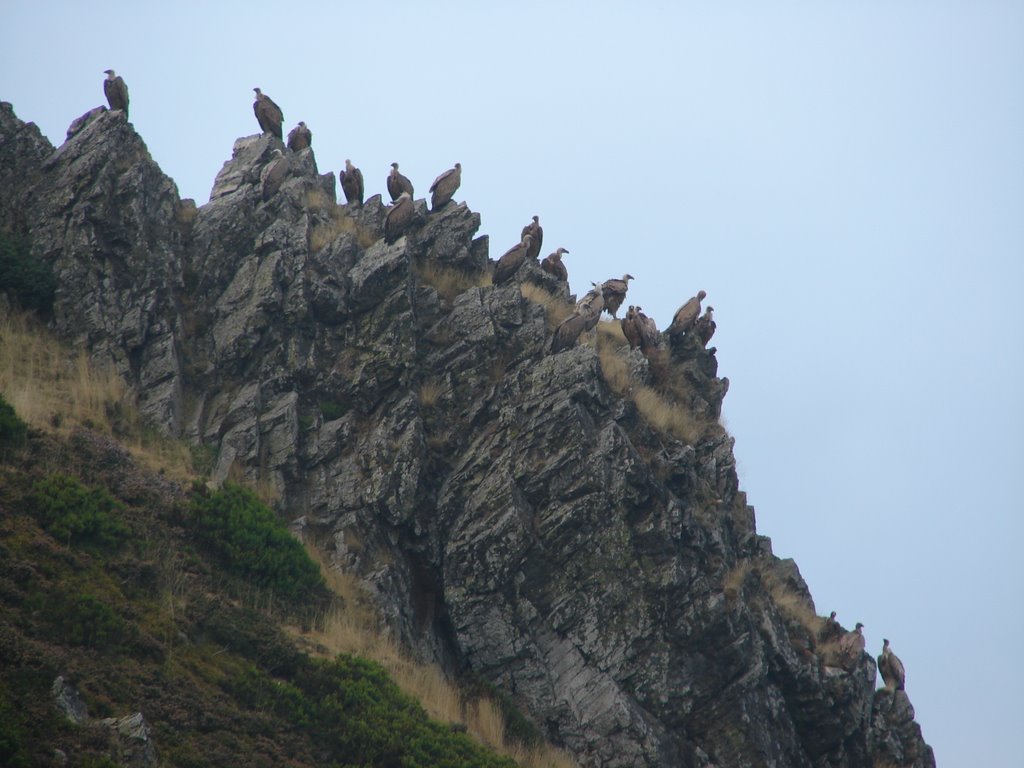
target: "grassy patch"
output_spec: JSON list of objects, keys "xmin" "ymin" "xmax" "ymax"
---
[
  {"xmin": 519, "ymin": 283, "xmax": 572, "ymax": 329},
  {"xmin": 418, "ymin": 264, "xmax": 490, "ymax": 303}
]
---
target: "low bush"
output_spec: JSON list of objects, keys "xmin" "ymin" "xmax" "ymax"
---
[
  {"xmin": 0, "ymin": 392, "xmax": 27, "ymax": 454},
  {"xmin": 188, "ymin": 483, "xmax": 324, "ymax": 602},
  {"xmin": 0, "ymin": 231, "xmax": 55, "ymax": 315},
  {"xmin": 31, "ymin": 474, "xmax": 128, "ymax": 550}
]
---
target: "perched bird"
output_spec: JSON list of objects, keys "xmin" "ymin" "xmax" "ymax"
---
[
  {"xmin": 384, "ymin": 192, "xmax": 415, "ymax": 244},
  {"xmin": 635, "ymin": 307, "xmax": 660, "ymax": 353},
  {"xmin": 260, "ymin": 149, "xmax": 289, "ymax": 201},
  {"xmin": 103, "ymin": 69, "xmax": 129, "ymax": 116},
  {"xmin": 340, "ymin": 159, "xmax": 365, "ymax": 206},
  {"xmin": 666, "ymin": 290, "xmax": 707, "ymax": 336},
  {"xmin": 693, "ymin": 306, "xmax": 716, "ymax": 347},
  {"xmin": 429, "ymin": 162, "xmax": 461, "ymax": 210},
  {"xmin": 387, "ymin": 163, "xmax": 414, "ymax": 202},
  {"xmin": 551, "ymin": 312, "xmax": 590, "ymax": 353},
  {"xmin": 253, "ymin": 88, "xmax": 284, "ymax": 139},
  {"xmin": 287, "ymin": 121, "xmax": 312, "ymax": 151},
  {"xmin": 521, "ymin": 216, "xmax": 543, "ymax": 261},
  {"xmin": 621, "ymin": 306, "xmax": 643, "ymax": 350},
  {"xmin": 839, "ymin": 622, "xmax": 866, "ymax": 665},
  {"xmin": 492, "ymin": 235, "xmax": 533, "ymax": 285},
  {"xmin": 878, "ymin": 639, "xmax": 906, "ymax": 691},
  {"xmin": 576, "ymin": 284, "xmax": 605, "ymax": 332},
  {"xmin": 818, "ymin": 611, "xmax": 842, "ymax": 644},
  {"xmin": 540, "ymin": 247, "xmax": 569, "ymax": 282},
  {"xmin": 601, "ymin": 274, "xmax": 634, "ymax": 319}
]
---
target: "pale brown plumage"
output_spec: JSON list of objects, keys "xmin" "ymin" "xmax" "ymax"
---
[
  {"xmin": 635, "ymin": 306, "xmax": 660, "ymax": 353},
  {"xmin": 253, "ymin": 88, "xmax": 283, "ymax": 140},
  {"xmin": 576, "ymin": 285, "xmax": 605, "ymax": 332},
  {"xmin": 385, "ymin": 192, "xmax": 415, "ymax": 244},
  {"xmin": 540, "ymin": 247, "xmax": 569, "ymax": 282},
  {"xmin": 621, "ymin": 306, "xmax": 643, "ymax": 350},
  {"xmin": 694, "ymin": 306, "xmax": 716, "ymax": 347},
  {"xmin": 667, "ymin": 290, "xmax": 707, "ymax": 336},
  {"xmin": 521, "ymin": 216, "xmax": 543, "ymax": 261},
  {"xmin": 387, "ymin": 163, "xmax": 414, "ymax": 202},
  {"xmin": 551, "ymin": 312, "xmax": 590, "ymax": 353},
  {"xmin": 287, "ymin": 121, "xmax": 312, "ymax": 151},
  {"xmin": 839, "ymin": 622, "xmax": 866, "ymax": 666},
  {"xmin": 601, "ymin": 274, "xmax": 634, "ymax": 319},
  {"xmin": 103, "ymin": 70, "xmax": 129, "ymax": 116},
  {"xmin": 261, "ymin": 149, "xmax": 289, "ymax": 201},
  {"xmin": 341, "ymin": 159, "xmax": 364, "ymax": 206},
  {"xmin": 492, "ymin": 234, "xmax": 532, "ymax": 285},
  {"xmin": 429, "ymin": 163, "xmax": 461, "ymax": 210},
  {"xmin": 878, "ymin": 639, "xmax": 906, "ymax": 691}
]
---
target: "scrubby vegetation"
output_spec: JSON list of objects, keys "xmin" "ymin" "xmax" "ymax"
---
[
  {"xmin": 0, "ymin": 230, "xmax": 56, "ymax": 315},
  {"xmin": 31, "ymin": 473, "xmax": 128, "ymax": 550},
  {"xmin": 0, "ymin": 392, "xmax": 27, "ymax": 454}
]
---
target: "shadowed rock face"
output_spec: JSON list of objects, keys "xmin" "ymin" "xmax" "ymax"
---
[{"xmin": 0, "ymin": 101, "xmax": 934, "ymax": 768}]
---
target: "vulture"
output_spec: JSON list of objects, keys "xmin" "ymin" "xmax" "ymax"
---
[
  {"xmin": 429, "ymin": 162, "xmax": 461, "ymax": 210},
  {"xmin": 492, "ymin": 234, "xmax": 533, "ymax": 286},
  {"xmin": 635, "ymin": 307, "xmax": 660, "ymax": 352},
  {"xmin": 576, "ymin": 285, "xmax": 605, "ymax": 332},
  {"xmin": 878, "ymin": 639, "xmax": 906, "ymax": 691},
  {"xmin": 103, "ymin": 69, "xmax": 129, "ymax": 116},
  {"xmin": 839, "ymin": 622, "xmax": 866, "ymax": 664},
  {"xmin": 551, "ymin": 312, "xmax": 590, "ymax": 354},
  {"xmin": 601, "ymin": 274, "xmax": 634, "ymax": 319},
  {"xmin": 666, "ymin": 290, "xmax": 707, "ymax": 336},
  {"xmin": 521, "ymin": 216, "xmax": 543, "ymax": 261},
  {"xmin": 819, "ymin": 611, "xmax": 842, "ymax": 644},
  {"xmin": 540, "ymin": 247, "xmax": 569, "ymax": 282},
  {"xmin": 341, "ymin": 159, "xmax": 365, "ymax": 206},
  {"xmin": 387, "ymin": 163, "xmax": 414, "ymax": 202},
  {"xmin": 260, "ymin": 150, "xmax": 289, "ymax": 201},
  {"xmin": 253, "ymin": 88, "xmax": 284, "ymax": 140},
  {"xmin": 287, "ymin": 121, "xmax": 312, "ymax": 151},
  {"xmin": 693, "ymin": 306, "xmax": 716, "ymax": 347},
  {"xmin": 621, "ymin": 306, "xmax": 643, "ymax": 350},
  {"xmin": 384, "ymin": 192, "xmax": 415, "ymax": 244}
]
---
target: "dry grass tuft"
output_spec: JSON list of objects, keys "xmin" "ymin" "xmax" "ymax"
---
[
  {"xmin": 418, "ymin": 378, "xmax": 445, "ymax": 409},
  {"xmin": 0, "ymin": 309, "xmax": 195, "ymax": 479},
  {"xmin": 309, "ymin": 202, "xmax": 378, "ymax": 252},
  {"xmin": 597, "ymin": 346, "xmax": 631, "ymax": 395},
  {"xmin": 417, "ymin": 264, "xmax": 489, "ymax": 303},
  {"xmin": 632, "ymin": 387, "xmax": 703, "ymax": 444},
  {"xmin": 519, "ymin": 283, "xmax": 573, "ymax": 330},
  {"xmin": 296, "ymin": 546, "xmax": 576, "ymax": 768},
  {"xmin": 723, "ymin": 562, "xmax": 753, "ymax": 601},
  {"xmin": 596, "ymin": 319, "xmax": 626, "ymax": 346}
]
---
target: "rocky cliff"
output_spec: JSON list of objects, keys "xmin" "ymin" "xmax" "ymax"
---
[{"xmin": 0, "ymin": 101, "xmax": 934, "ymax": 768}]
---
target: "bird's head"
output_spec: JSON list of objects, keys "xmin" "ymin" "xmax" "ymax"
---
[
  {"xmin": 624, "ymin": 273, "xmax": 634, "ymax": 282},
  {"xmin": 855, "ymin": 622, "xmax": 864, "ymax": 631},
  {"xmin": 391, "ymin": 162, "xmax": 399, "ymax": 170},
  {"xmin": 104, "ymin": 69, "xmax": 115, "ymax": 78},
  {"xmin": 697, "ymin": 290, "xmax": 707, "ymax": 300},
  {"xmin": 830, "ymin": 611, "xmax": 837, "ymax": 620},
  {"xmin": 454, "ymin": 162, "xmax": 462, "ymax": 170},
  {"xmin": 298, "ymin": 121, "xmax": 306, "ymax": 128},
  {"xmin": 533, "ymin": 215, "xmax": 540, "ymax": 224},
  {"xmin": 345, "ymin": 159, "xmax": 354, "ymax": 171},
  {"xmin": 883, "ymin": 638, "xmax": 890, "ymax": 647},
  {"xmin": 557, "ymin": 247, "xmax": 568, "ymax": 257}
]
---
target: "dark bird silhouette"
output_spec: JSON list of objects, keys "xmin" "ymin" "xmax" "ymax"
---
[
  {"xmin": 601, "ymin": 274, "xmax": 634, "ymax": 319},
  {"xmin": 521, "ymin": 215, "xmax": 543, "ymax": 261},
  {"xmin": 576, "ymin": 285, "xmax": 605, "ymax": 332},
  {"xmin": 635, "ymin": 306, "xmax": 660, "ymax": 353},
  {"xmin": 385, "ymin": 192, "xmax": 415, "ymax": 244},
  {"xmin": 621, "ymin": 306, "xmax": 643, "ymax": 350},
  {"xmin": 103, "ymin": 70, "xmax": 129, "ymax": 116},
  {"xmin": 429, "ymin": 163, "xmax": 461, "ymax": 210},
  {"xmin": 666, "ymin": 290, "xmax": 707, "ymax": 336},
  {"xmin": 839, "ymin": 622, "xmax": 866, "ymax": 666},
  {"xmin": 261, "ymin": 149, "xmax": 289, "ymax": 201},
  {"xmin": 878, "ymin": 639, "xmax": 906, "ymax": 691},
  {"xmin": 819, "ymin": 611, "xmax": 842, "ymax": 644},
  {"xmin": 253, "ymin": 88, "xmax": 283, "ymax": 139},
  {"xmin": 287, "ymin": 121, "xmax": 312, "ymax": 151},
  {"xmin": 492, "ymin": 235, "xmax": 533, "ymax": 285},
  {"xmin": 693, "ymin": 306, "xmax": 716, "ymax": 347},
  {"xmin": 540, "ymin": 247, "xmax": 569, "ymax": 282},
  {"xmin": 387, "ymin": 163, "xmax": 414, "ymax": 202},
  {"xmin": 551, "ymin": 312, "xmax": 590, "ymax": 353},
  {"xmin": 341, "ymin": 159, "xmax": 364, "ymax": 206}
]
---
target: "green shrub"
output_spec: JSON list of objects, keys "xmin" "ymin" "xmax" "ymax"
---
[
  {"xmin": 319, "ymin": 399, "xmax": 348, "ymax": 421},
  {"xmin": 231, "ymin": 656, "xmax": 517, "ymax": 768},
  {"xmin": 31, "ymin": 474, "xmax": 128, "ymax": 550},
  {"xmin": 61, "ymin": 594, "xmax": 125, "ymax": 647},
  {"xmin": 0, "ymin": 691, "xmax": 30, "ymax": 768},
  {"xmin": 0, "ymin": 231, "xmax": 55, "ymax": 315},
  {"xmin": 0, "ymin": 393, "xmax": 28, "ymax": 454},
  {"xmin": 188, "ymin": 484, "xmax": 323, "ymax": 601}
]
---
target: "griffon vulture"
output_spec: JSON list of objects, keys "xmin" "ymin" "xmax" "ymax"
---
[
  {"xmin": 540, "ymin": 248, "xmax": 569, "ymax": 282},
  {"xmin": 666, "ymin": 290, "xmax": 707, "ymax": 336},
  {"xmin": 601, "ymin": 274, "xmax": 634, "ymax": 319},
  {"xmin": 387, "ymin": 163, "xmax": 414, "ymax": 202},
  {"xmin": 253, "ymin": 88, "xmax": 284, "ymax": 140},
  {"xmin": 429, "ymin": 163, "xmax": 461, "ymax": 210},
  {"xmin": 492, "ymin": 234, "xmax": 533, "ymax": 286},
  {"xmin": 341, "ymin": 159, "xmax": 365, "ymax": 206},
  {"xmin": 287, "ymin": 121, "xmax": 312, "ymax": 151},
  {"xmin": 103, "ymin": 70, "xmax": 129, "ymax": 116},
  {"xmin": 385, "ymin": 192, "xmax": 415, "ymax": 244}
]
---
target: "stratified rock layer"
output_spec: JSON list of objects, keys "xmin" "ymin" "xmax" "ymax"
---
[{"xmin": 0, "ymin": 101, "xmax": 934, "ymax": 768}]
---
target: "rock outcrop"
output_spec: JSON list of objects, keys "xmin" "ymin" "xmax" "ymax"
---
[{"xmin": 1, "ymin": 101, "xmax": 934, "ymax": 768}]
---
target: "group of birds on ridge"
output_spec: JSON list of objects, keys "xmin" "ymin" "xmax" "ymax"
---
[
  {"xmin": 820, "ymin": 614, "xmax": 907, "ymax": 691},
  {"xmin": 102, "ymin": 73, "xmax": 912, "ymax": 689}
]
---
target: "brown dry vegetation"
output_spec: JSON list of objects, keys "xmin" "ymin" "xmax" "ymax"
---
[
  {"xmin": 418, "ymin": 377, "xmax": 445, "ymax": 409},
  {"xmin": 417, "ymin": 263, "xmax": 490, "ymax": 303},
  {"xmin": 519, "ymin": 283, "xmax": 574, "ymax": 329},
  {"xmin": 0, "ymin": 309, "xmax": 194, "ymax": 479},
  {"xmin": 294, "ymin": 548, "xmax": 577, "ymax": 768},
  {"xmin": 308, "ymin": 197, "xmax": 378, "ymax": 252}
]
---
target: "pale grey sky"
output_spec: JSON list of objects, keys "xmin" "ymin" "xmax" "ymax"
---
[{"xmin": 3, "ymin": 2, "xmax": 1022, "ymax": 765}]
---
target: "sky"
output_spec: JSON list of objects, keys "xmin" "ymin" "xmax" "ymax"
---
[{"xmin": 2, "ymin": 2, "xmax": 1022, "ymax": 765}]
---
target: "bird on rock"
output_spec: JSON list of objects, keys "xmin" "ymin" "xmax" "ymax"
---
[
  {"xmin": 878, "ymin": 639, "xmax": 906, "ymax": 691},
  {"xmin": 103, "ymin": 69, "xmax": 129, "ymax": 116},
  {"xmin": 261, "ymin": 149, "xmax": 289, "ymax": 201},
  {"xmin": 429, "ymin": 163, "xmax": 461, "ymax": 210},
  {"xmin": 287, "ymin": 121, "xmax": 312, "ymax": 151},
  {"xmin": 621, "ymin": 306, "xmax": 643, "ymax": 350},
  {"xmin": 540, "ymin": 248, "xmax": 569, "ymax": 282},
  {"xmin": 341, "ymin": 159, "xmax": 364, "ymax": 206},
  {"xmin": 253, "ymin": 88, "xmax": 283, "ymax": 140},
  {"xmin": 693, "ymin": 306, "xmax": 716, "ymax": 347},
  {"xmin": 601, "ymin": 274, "xmax": 634, "ymax": 319},
  {"xmin": 387, "ymin": 163, "xmax": 414, "ymax": 202},
  {"xmin": 385, "ymin": 192, "xmax": 415, "ymax": 244},
  {"xmin": 492, "ymin": 234, "xmax": 533, "ymax": 285},
  {"xmin": 666, "ymin": 290, "xmax": 707, "ymax": 336},
  {"xmin": 521, "ymin": 215, "xmax": 543, "ymax": 262}
]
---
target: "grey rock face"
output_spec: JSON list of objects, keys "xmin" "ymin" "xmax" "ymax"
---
[
  {"xmin": 52, "ymin": 676, "xmax": 89, "ymax": 725},
  {"xmin": 1, "ymin": 105, "xmax": 934, "ymax": 768}
]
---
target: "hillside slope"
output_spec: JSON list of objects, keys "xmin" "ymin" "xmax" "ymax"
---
[{"xmin": 0, "ymin": 101, "xmax": 933, "ymax": 768}]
